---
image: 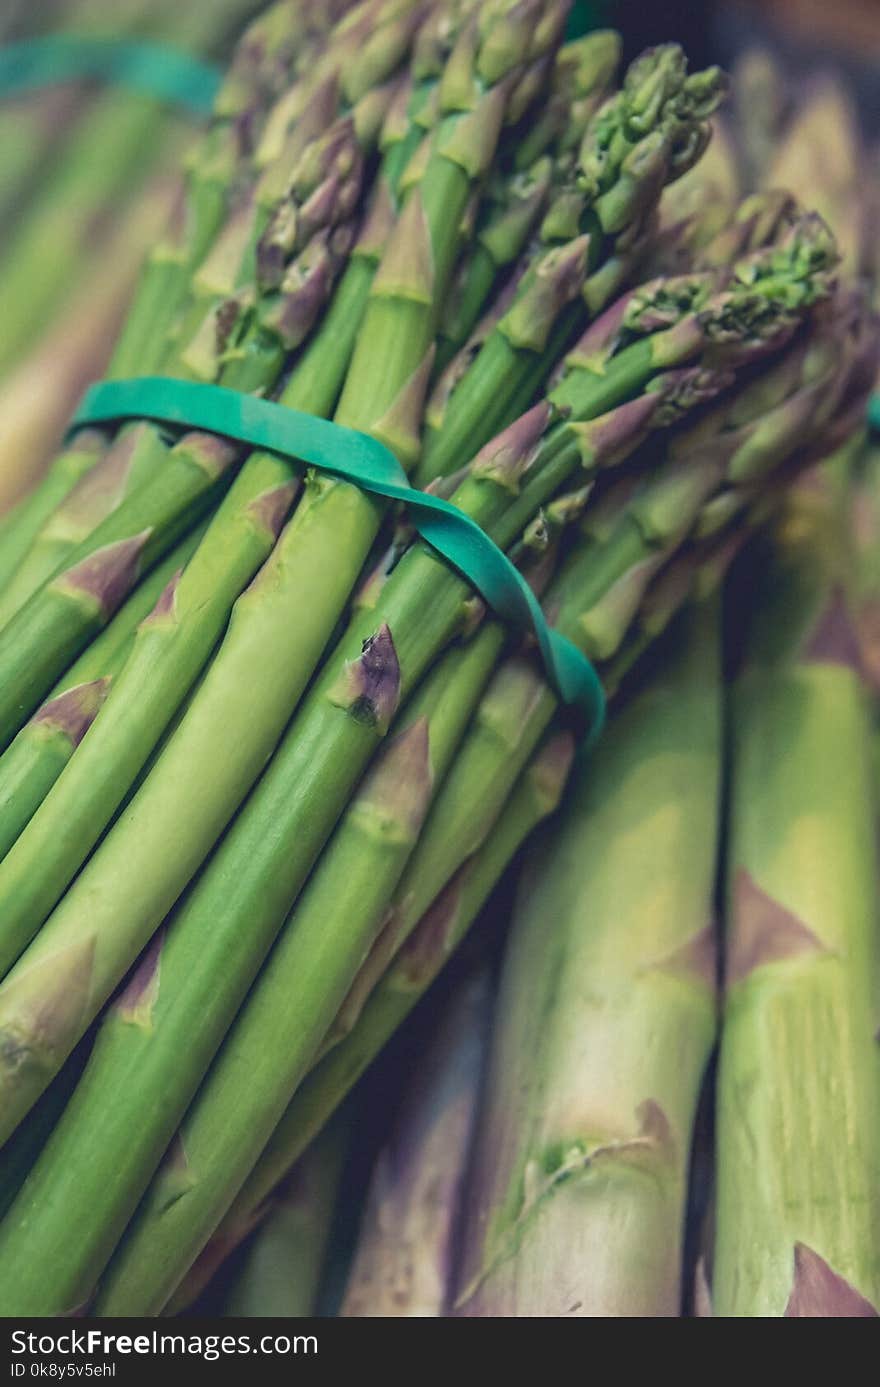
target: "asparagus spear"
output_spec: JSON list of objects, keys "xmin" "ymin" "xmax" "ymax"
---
[
  {"xmin": 178, "ymin": 733, "xmax": 575, "ymax": 1309},
  {"xmin": 455, "ymin": 600, "xmax": 721, "ymax": 1316},
  {"xmin": 342, "ymin": 967, "xmax": 492, "ymax": 1316},
  {"xmin": 106, "ymin": 0, "xmax": 356, "ymax": 380},
  {"xmin": 711, "ymin": 468, "xmax": 880, "ymax": 1317}
]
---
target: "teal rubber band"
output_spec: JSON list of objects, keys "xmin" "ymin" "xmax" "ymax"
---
[
  {"xmin": 70, "ymin": 377, "xmax": 607, "ymax": 744},
  {"xmin": 869, "ymin": 393, "xmax": 880, "ymax": 434},
  {"xmin": 0, "ymin": 36, "xmax": 221, "ymax": 114}
]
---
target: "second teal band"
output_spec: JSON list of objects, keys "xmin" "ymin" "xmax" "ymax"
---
[{"xmin": 0, "ymin": 36, "xmax": 221, "ymax": 114}]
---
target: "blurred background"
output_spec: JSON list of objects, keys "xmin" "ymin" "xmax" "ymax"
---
[{"xmin": 575, "ymin": 0, "xmax": 880, "ymax": 132}]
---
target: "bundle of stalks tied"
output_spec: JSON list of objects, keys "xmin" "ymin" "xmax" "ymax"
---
[{"xmin": 0, "ymin": 0, "xmax": 871, "ymax": 1321}]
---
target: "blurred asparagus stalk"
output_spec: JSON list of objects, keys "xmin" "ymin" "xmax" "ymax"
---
[
  {"xmin": 0, "ymin": 169, "xmax": 184, "ymax": 516},
  {"xmin": 0, "ymin": 0, "xmax": 261, "ymax": 378},
  {"xmin": 222, "ymin": 1114, "xmax": 351, "ymax": 1318},
  {"xmin": 342, "ymin": 967, "xmax": 492, "ymax": 1316},
  {"xmin": 711, "ymin": 465, "xmax": 880, "ymax": 1318},
  {"xmin": 454, "ymin": 600, "xmax": 721, "ymax": 1316}
]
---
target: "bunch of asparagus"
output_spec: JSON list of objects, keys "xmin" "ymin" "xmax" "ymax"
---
[{"xmin": 0, "ymin": 0, "xmax": 870, "ymax": 1320}]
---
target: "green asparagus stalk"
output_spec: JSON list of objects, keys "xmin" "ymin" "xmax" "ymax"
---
[
  {"xmin": 416, "ymin": 43, "xmax": 728, "ymax": 487},
  {"xmin": 0, "ymin": 319, "xmax": 207, "ymax": 627},
  {"xmin": 0, "ymin": 436, "xmax": 236, "ymax": 752},
  {"xmin": 178, "ymin": 732, "xmax": 575, "ymax": 1308},
  {"xmin": 0, "ymin": 434, "xmax": 109, "ymax": 595},
  {"xmin": 342, "ymin": 967, "xmax": 492, "ymax": 1316},
  {"xmin": 222, "ymin": 1112, "xmax": 351, "ymax": 1318},
  {"xmin": 454, "ymin": 599, "xmax": 721, "ymax": 1316},
  {"xmin": 0, "ymin": 0, "xmax": 562, "ymax": 1119},
  {"xmin": 0, "ymin": 524, "xmax": 206, "ymax": 863},
  {"xmin": 711, "ymin": 470, "xmax": 880, "ymax": 1317}
]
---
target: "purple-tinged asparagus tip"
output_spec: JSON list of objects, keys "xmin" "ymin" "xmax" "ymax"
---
[
  {"xmin": 373, "ymin": 346, "xmax": 436, "ymax": 466},
  {"xmin": 500, "ymin": 235, "xmax": 591, "ymax": 353},
  {"xmin": 330, "ymin": 623, "xmax": 401, "ymax": 734},
  {"xmin": 371, "ymin": 187, "xmax": 436, "ymax": 304},
  {"xmin": 653, "ymin": 924, "xmax": 718, "ymax": 990},
  {"xmin": 569, "ymin": 393, "xmax": 661, "ymax": 472},
  {"xmin": 357, "ymin": 715, "xmax": 434, "ymax": 843},
  {"xmin": 53, "ymin": 532, "xmax": 152, "ymax": 620},
  {"xmin": 785, "ymin": 1245, "xmax": 879, "ymax": 1317},
  {"xmin": 246, "ymin": 480, "xmax": 301, "ymax": 542},
  {"xmin": 649, "ymin": 366, "xmax": 736, "ymax": 426},
  {"xmin": 396, "ymin": 872, "xmax": 466, "ymax": 990},
  {"xmin": 471, "ymin": 401, "xmax": 554, "ymax": 493},
  {"xmin": 727, "ymin": 869, "xmax": 826, "ymax": 989},
  {"xmin": 802, "ymin": 588, "xmax": 865, "ymax": 675},
  {"xmin": 527, "ymin": 730, "xmax": 576, "ymax": 814},
  {"xmin": 31, "ymin": 678, "xmax": 111, "ymax": 748},
  {"xmin": 562, "ymin": 290, "xmax": 637, "ymax": 376},
  {"xmin": 113, "ymin": 931, "xmax": 165, "ymax": 1028},
  {"xmin": 0, "ymin": 934, "xmax": 96, "ymax": 1076}
]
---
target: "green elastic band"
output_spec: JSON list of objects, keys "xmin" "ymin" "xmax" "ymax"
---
[
  {"xmin": 0, "ymin": 36, "xmax": 221, "ymax": 114},
  {"xmin": 70, "ymin": 378, "xmax": 607, "ymax": 744},
  {"xmin": 869, "ymin": 393, "xmax": 880, "ymax": 434}
]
